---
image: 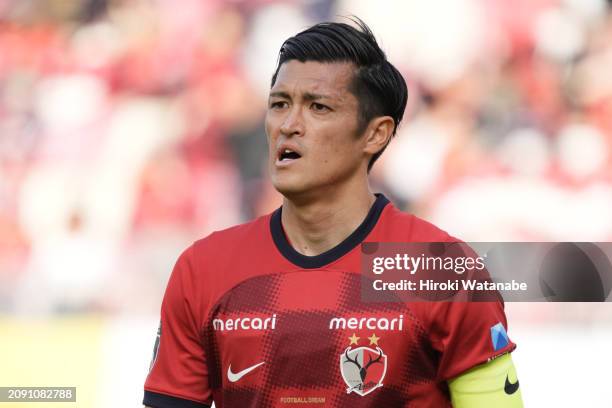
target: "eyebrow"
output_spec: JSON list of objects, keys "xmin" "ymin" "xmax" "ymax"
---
[{"xmin": 268, "ymin": 91, "xmax": 333, "ymax": 102}]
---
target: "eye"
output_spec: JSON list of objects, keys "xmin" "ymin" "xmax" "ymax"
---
[
  {"xmin": 311, "ymin": 102, "xmax": 330, "ymax": 112},
  {"xmin": 269, "ymin": 100, "xmax": 288, "ymax": 110}
]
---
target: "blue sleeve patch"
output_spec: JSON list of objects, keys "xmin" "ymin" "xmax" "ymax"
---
[{"xmin": 490, "ymin": 322, "xmax": 509, "ymax": 351}]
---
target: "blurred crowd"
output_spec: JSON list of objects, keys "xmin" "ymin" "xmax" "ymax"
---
[{"xmin": 0, "ymin": 0, "xmax": 611, "ymax": 316}]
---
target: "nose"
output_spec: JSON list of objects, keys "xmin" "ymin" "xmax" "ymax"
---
[{"xmin": 279, "ymin": 106, "xmax": 304, "ymax": 137}]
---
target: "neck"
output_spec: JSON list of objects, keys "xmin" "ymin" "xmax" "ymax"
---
[{"xmin": 280, "ymin": 182, "xmax": 376, "ymax": 256}]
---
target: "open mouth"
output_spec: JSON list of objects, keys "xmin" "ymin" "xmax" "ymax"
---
[{"xmin": 278, "ymin": 148, "xmax": 302, "ymax": 162}]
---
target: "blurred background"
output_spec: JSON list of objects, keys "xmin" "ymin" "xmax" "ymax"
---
[{"xmin": 0, "ymin": 0, "xmax": 611, "ymax": 406}]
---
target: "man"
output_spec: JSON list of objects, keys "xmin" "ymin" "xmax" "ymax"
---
[{"xmin": 143, "ymin": 19, "xmax": 523, "ymax": 408}]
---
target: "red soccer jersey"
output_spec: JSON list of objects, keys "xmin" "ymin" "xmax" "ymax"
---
[{"xmin": 143, "ymin": 194, "xmax": 515, "ymax": 408}]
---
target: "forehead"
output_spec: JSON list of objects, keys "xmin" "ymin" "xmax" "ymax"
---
[{"xmin": 271, "ymin": 60, "xmax": 356, "ymax": 98}]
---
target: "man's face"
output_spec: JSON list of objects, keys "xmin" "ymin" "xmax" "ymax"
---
[{"xmin": 265, "ymin": 60, "xmax": 366, "ymax": 198}]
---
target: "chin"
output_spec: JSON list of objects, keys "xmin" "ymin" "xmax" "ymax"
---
[
  {"xmin": 271, "ymin": 173, "xmax": 314, "ymax": 198},
  {"xmin": 272, "ymin": 180, "xmax": 306, "ymax": 197}
]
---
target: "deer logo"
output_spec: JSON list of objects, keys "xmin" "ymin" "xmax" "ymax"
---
[{"xmin": 339, "ymin": 342, "xmax": 387, "ymax": 396}]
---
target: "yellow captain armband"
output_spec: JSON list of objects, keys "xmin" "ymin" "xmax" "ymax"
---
[{"xmin": 448, "ymin": 353, "xmax": 523, "ymax": 408}]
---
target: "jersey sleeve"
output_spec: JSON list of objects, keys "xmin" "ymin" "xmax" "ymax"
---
[
  {"xmin": 427, "ymin": 300, "xmax": 516, "ymax": 381},
  {"xmin": 143, "ymin": 245, "xmax": 213, "ymax": 408}
]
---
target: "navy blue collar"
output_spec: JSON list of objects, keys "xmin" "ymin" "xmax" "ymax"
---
[{"xmin": 270, "ymin": 194, "xmax": 390, "ymax": 269}]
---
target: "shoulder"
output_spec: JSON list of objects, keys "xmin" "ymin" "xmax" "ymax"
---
[
  {"xmin": 172, "ymin": 212, "xmax": 276, "ymax": 307},
  {"xmin": 185, "ymin": 211, "xmax": 280, "ymax": 287},
  {"xmin": 378, "ymin": 201, "xmax": 458, "ymax": 242},
  {"xmin": 191, "ymin": 212, "xmax": 273, "ymax": 256}
]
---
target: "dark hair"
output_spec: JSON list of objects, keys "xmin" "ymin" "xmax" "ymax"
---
[{"xmin": 270, "ymin": 17, "xmax": 408, "ymax": 171}]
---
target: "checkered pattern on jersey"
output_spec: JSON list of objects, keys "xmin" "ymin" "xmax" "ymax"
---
[{"xmin": 202, "ymin": 271, "xmax": 440, "ymax": 407}]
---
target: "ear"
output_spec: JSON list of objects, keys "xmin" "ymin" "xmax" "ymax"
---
[{"xmin": 362, "ymin": 116, "xmax": 395, "ymax": 157}]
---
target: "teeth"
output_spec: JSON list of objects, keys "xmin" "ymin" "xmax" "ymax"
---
[{"xmin": 279, "ymin": 147, "xmax": 299, "ymax": 162}]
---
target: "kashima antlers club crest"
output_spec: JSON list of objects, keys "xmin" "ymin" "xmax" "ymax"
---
[{"xmin": 339, "ymin": 333, "xmax": 387, "ymax": 396}]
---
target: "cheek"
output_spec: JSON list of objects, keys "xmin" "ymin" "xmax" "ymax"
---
[
  {"xmin": 314, "ymin": 134, "xmax": 360, "ymax": 169},
  {"xmin": 264, "ymin": 116, "xmax": 277, "ymax": 146}
]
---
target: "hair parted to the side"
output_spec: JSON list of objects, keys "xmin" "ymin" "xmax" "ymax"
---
[{"xmin": 270, "ymin": 17, "xmax": 408, "ymax": 171}]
